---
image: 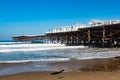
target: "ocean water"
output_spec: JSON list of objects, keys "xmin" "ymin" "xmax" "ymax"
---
[
  {"xmin": 0, "ymin": 41, "xmax": 120, "ymax": 76},
  {"xmin": 0, "ymin": 41, "xmax": 120, "ymax": 63}
]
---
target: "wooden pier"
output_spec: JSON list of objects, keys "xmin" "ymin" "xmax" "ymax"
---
[
  {"xmin": 46, "ymin": 23, "xmax": 120, "ymax": 47},
  {"xmin": 12, "ymin": 35, "xmax": 46, "ymax": 43}
]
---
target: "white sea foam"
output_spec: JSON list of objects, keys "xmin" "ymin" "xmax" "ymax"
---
[
  {"xmin": 0, "ymin": 42, "xmax": 30, "ymax": 45},
  {"xmin": 0, "ymin": 43, "xmax": 87, "ymax": 52},
  {"xmin": 0, "ymin": 58, "xmax": 70, "ymax": 63},
  {"xmin": 0, "ymin": 51, "xmax": 120, "ymax": 63},
  {"xmin": 0, "ymin": 43, "xmax": 65, "ymax": 47},
  {"xmin": 0, "ymin": 43, "xmax": 120, "ymax": 64},
  {"xmin": 0, "ymin": 56, "xmax": 118, "ymax": 64}
]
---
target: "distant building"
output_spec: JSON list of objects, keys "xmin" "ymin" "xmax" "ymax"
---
[
  {"xmin": 88, "ymin": 19, "xmax": 120, "ymax": 27},
  {"xmin": 46, "ymin": 24, "xmax": 86, "ymax": 33},
  {"xmin": 47, "ymin": 19, "xmax": 120, "ymax": 33}
]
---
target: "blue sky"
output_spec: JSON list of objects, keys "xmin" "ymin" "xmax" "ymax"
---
[{"xmin": 0, "ymin": 0, "xmax": 120, "ymax": 40}]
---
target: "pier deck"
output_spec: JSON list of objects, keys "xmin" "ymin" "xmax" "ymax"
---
[
  {"xmin": 46, "ymin": 23, "xmax": 120, "ymax": 47},
  {"xmin": 12, "ymin": 35, "xmax": 46, "ymax": 43}
]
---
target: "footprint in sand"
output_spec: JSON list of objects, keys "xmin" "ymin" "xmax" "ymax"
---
[{"xmin": 57, "ymin": 77, "xmax": 64, "ymax": 79}]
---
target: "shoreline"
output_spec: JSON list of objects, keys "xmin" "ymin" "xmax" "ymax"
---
[{"xmin": 0, "ymin": 56, "xmax": 120, "ymax": 76}]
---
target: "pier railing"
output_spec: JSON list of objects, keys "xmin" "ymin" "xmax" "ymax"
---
[{"xmin": 46, "ymin": 20, "xmax": 120, "ymax": 34}]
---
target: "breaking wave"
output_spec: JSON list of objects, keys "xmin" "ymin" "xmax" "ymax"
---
[
  {"xmin": 0, "ymin": 43, "xmax": 86, "ymax": 52},
  {"xmin": 0, "ymin": 42, "xmax": 120, "ymax": 64},
  {"xmin": 0, "ymin": 58, "xmax": 70, "ymax": 63}
]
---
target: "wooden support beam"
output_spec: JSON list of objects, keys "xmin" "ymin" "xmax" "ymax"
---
[
  {"xmin": 102, "ymin": 27, "xmax": 106, "ymax": 47},
  {"xmin": 71, "ymin": 35, "xmax": 73, "ymax": 43},
  {"xmin": 65, "ymin": 34, "xmax": 68, "ymax": 44},
  {"xmin": 60, "ymin": 35, "xmax": 63, "ymax": 44},
  {"xmin": 87, "ymin": 30, "xmax": 91, "ymax": 47},
  {"xmin": 91, "ymin": 33, "xmax": 102, "ymax": 38},
  {"xmin": 110, "ymin": 30, "xmax": 113, "ymax": 47},
  {"xmin": 106, "ymin": 30, "xmax": 120, "ymax": 37},
  {"xmin": 76, "ymin": 33, "xmax": 79, "ymax": 44}
]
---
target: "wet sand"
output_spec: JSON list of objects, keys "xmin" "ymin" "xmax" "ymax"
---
[
  {"xmin": 0, "ymin": 71, "xmax": 120, "ymax": 80},
  {"xmin": 0, "ymin": 56, "xmax": 120, "ymax": 80}
]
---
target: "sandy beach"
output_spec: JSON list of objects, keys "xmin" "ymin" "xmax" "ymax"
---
[
  {"xmin": 0, "ymin": 71, "xmax": 120, "ymax": 80},
  {"xmin": 0, "ymin": 56, "xmax": 120, "ymax": 80}
]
